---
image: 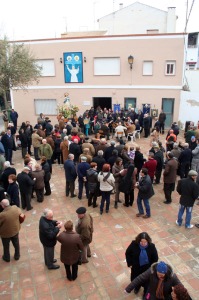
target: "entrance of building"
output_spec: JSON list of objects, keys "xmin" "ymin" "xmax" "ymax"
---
[
  {"xmin": 93, "ymin": 97, "xmax": 112, "ymax": 110},
  {"xmin": 162, "ymin": 98, "xmax": 174, "ymax": 128},
  {"xmin": 124, "ymin": 98, "xmax": 136, "ymax": 110}
]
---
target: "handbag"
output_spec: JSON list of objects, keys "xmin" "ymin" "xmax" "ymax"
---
[{"xmin": 19, "ymin": 214, "xmax": 26, "ymax": 224}]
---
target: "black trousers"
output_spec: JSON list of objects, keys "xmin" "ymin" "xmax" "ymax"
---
[
  {"xmin": 179, "ymin": 162, "xmax": 190, "ymax": 179},
  {"xmin": 64, "ymin": 263, "xmax": 78, "ymax": 280},
  {"xmin": 159, "ymin": 122, "xmax": 165, "ymax": 134},
  {"xmin": 35, "ymin": 188, "xmax": 44, "ymax": 202},
  {"xmin": 44, "ymin": 181, "xmax": 51, "ymax": 195},
  {"xmin": 20, "ymin": 191, "xmax": 32, "ymax": 210},
  {"xmin": 124, "ymin": 190, "xmax": 134, "ymax": 206},
  {"xmin": 164, "ymin": 182, "xmax": 175, "ymax": 202},
  {"xmin": 66, "ymin": 181, "xmax": 75, "ymax": 196},
  {"xmin": 88, "ymin": 192, "xmax": 97, "ymax": 207},
  {"xmin": 1, "ymin": 233, "xmax": 20, "ymax": 261},
  {"xmin": 155, "ymin": 169, "xmax": 162, "ymax": 184},
  {"xmin": 43, "ymin": 246, "xmax": 54, "ymax": 268}
]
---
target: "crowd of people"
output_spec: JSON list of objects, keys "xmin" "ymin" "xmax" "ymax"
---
[{"xmin": 0, "ymin": 105, "xmax": 198, "ymax": 299}]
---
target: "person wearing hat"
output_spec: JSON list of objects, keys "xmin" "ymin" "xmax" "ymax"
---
[
  {"xmin": 125, "ymin": 261, "xmax": 182, "ymax": 298},
  {"xmin": 176, "ymin": 169, "xmax": 199, "ymax": 229},
  {"xmin": 17, "ymin": 167, "xmax": 36, "ymax": 211},
  {"xmin": 75, "ymin": 207, "xmax": 93, "ymax": 263}
]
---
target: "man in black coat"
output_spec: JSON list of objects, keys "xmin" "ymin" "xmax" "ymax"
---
[
  {"xmin": 64, "ymin": 154, "xmax": 77, "ymax": 197},
  {"xmin": 135, "ymin": 168, "xmax": 154, "ymax": 218},
  {"xmin": 104, "ymin": 141, "xmax": 115, "ymax": 162},
  {"xmin": 134, "ymin": 147, "xmax": 145, "ymax": 180},
  {"xmin": 143, "ymin": 114, "xmax": 150, "ymax": 138},
  {"xmin": 158, "ymin": 110, "xmax": 166, "ymax": 134},
  {"xmin": 92, "ymin": 150, "xmax": 106, "ymax": 173},
  {"xmin": 17, "ymin": 167, "xmax": 35, "ymax": 211},
  {"xmin": 39, "ymin": 208, "xmax": 62, "ymax": 269},
  {"xmin": 69, "ymin": 139, "xmax": 82, "ymax": 164},
  {"xmin": 1, "ymin": 129, "xmax": 15, "ymax": 164},
  {"xmin": 154, "ymin": 146, "xmax": 164, "ymax": 184},
  {"xmin": 0, "ymin": 161, "xmax": 16, "ymax": 192},
  {"xmin": 178, "ymin": 143, "xmax": 192, "ymax": 178},
  {"xmin": 176, "ymin": 170, "xmax": 199, "ymax": 229}
]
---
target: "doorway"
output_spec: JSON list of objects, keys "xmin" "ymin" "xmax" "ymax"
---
[
  {"xmin": 93, "ymin": 97, "xmax": 112, "ymax": 110},
  {"xmin": 162, "ymin": 98, "xmax": 174, "ymax": 128},
  {"xmin": 124, "ymin": 98, "xmax": 136, "ymax": 110}
]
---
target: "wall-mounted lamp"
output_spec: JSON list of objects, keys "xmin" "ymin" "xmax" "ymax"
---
[
  {"xmin": 128, "ymin": 55, "xmax": 134, "ymax": 70},
  {"xmin": 84, "ymin": 57, "xmax": 87, "ymax": 63},
  {"xmin": 60, "ymin": 57, "xmax": 63, "ymax": 63}
]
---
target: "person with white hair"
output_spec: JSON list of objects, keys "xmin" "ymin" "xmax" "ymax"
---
[
  {"xmin": 64, "ymin": 154, "xmax": 77, "ymax": 198},
  {"xmin": 0, "ymin": 161, "xmax": 16, "ymax": 192},
  {"xmin": 38, "ymin": 139, "xmax": 53, "ymax": 173},
  {"xmin": 1, "ymin": 129, "xmax": 16, "ymax": 164},
  {"xmin": 17, "ymin": 167, "xmax": 36, "ymax": 210},
  {"xmin": 0, "ymin": 199, "xmax": 25, "ymax": 262},
  {"xmin": 60, "ymin": 136, "xmax": 69, "ymax": 163},
  {"xmin": 39, "ymin": 208, "xmax": 62, "ymax": 269}
]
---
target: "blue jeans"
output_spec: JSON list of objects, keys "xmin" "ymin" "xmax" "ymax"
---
[
  {"xmin": 177, "ymin": 205, "xmax": 192, "ymax": 227},
  {"xmin": 137, "ymin": 196, "xmax": 150, "ymax": 216},
  {"xmin": 100, "ymin": 191, "xmax": 111, "ymax": 212}
]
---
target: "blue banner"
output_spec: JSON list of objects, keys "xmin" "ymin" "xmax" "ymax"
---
[
  {"xmin": 64, "ymin": 52, "xmax": 83, "ymax": 83},
  {"xmin": 114, "ymin": 104, "xmax": 120, "ymax": 113}
]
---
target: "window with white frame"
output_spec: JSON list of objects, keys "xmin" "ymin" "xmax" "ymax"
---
[
  {"xmin": 36, "ymin": 59, "xmax": 55, "ymax": 76},
  {"xmin": 94, "ymin": 57, "xmax": 120, "ymax": 75},
  {"xmin": 34, "ymin": 99, "xmax": 57, "ymax": 115},
  {"xmin": 143, "ymin": 61, "xmax": 153, "ymax": 75},
  {"xmin": 165, "ymin": 61, "xmax": 176, "ymax": 75}
]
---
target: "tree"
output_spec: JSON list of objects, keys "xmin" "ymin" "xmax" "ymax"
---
[{"xmin": 0, "ymin": 37, "xmax": 41, "ymax": 108}]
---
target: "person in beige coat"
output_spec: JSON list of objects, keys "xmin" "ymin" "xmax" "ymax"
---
[
  {"xmin": 0, "ymin": 199, "xmax": 24, "ymax": 262},
  {"xmin": 81, "ymin": 138, "xmax": 95, "ymax": 157},
  {"xmin": 60, "ymin": 136, "xmax": 69, "ymax": 163},
  {"xmin": 57, "ymin": 220, "xmax": 83, "ymax": 281},
  {"xmin": 32, "ymin": 129, "xmax": 42, "ymax": 160}
]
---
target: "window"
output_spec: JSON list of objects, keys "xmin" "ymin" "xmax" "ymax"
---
[
  {"xmin": 165, "ymin": 61, "xmax": 176, "ymax": 75},
  {"xmin": 94, "ymin": 57, "xmax": 120, "ymax": 75},
  {"xmin": 143, "ymin": 61, "xmax": 153, "ymax": 75},
  {"xmin": 34, "ymin": 99, "xmax": 57, "ymax": 115},
  {"xmin": 186, "ymin": 63, "xmax": 196, "ymax": 70},
  {"xmin": 36, "ymin": 59, "xmax": 55, "ymax": 76}
]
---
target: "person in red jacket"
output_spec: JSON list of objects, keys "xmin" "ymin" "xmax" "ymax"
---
[{"xmin": 143, "ymin": 152, "xmax": 157, "ymax": 183}]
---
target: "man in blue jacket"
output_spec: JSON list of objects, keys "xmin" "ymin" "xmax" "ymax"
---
[
  {"xmin": 64, "ymin": 154, "xmax": 77, "ymax": 198},
  {"xmin": 77, "ymin": 156, "xmax": 90, "ymax": 200}
]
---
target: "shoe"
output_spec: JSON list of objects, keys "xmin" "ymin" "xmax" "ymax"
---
[
  {"xmin": 44, "ymin": 193, "xmax": 51, "ymax": 196},
  {"xmin": 142, "ymin": 215, "xmax": 150, "ymax": 219},
  {"xmin": 78, "ymin": 196, "xmax": 82, "ymax": 200},
  {"xmin": 163, "ymin": 200, "xmax": 171, "ymax": 204},
  {"xmin": 175, "ymin": 220, "xmax": 181, "ymax": 226},
  {"xmin": 186, "ymin": 224, "xmax": 194, "ymax": 229},
  {"xmin": 66, "ymin": 194, "xmax": 69, "ymax": 197},
  {"xmin": 67, "ymin": 277, "xmax": 72, "ymax": 281},
  {"xmin": 100, "ymin": 211, "xmax": 103, "ymax": 215},
  {"xmin": 106, "ymin": 210, "xmax": 109, "ymax": 213},
  {"xmin": 10, "ymin": 163, "xmax": 14, "ymax": 165},
  {"xmin": 2, "ymin": 256, "xmax": 10, "ymax": 262},
  {"xmin": 71, "ymin": 194, "xmax": 77, "ymax": 198},
  {"xmin": 136, "ymin": 213, "xmax": 144, "ymax": 217},
  {"xmin": 93, "ymin": 204, "xmax": 98, "ymax": 208},
  {"xmin": 87, "ymin": 254, "xmax": 91, "ymax": 258},
  {"xmin": 27, "ymin": 207, "xmax": 33, "ymax": 211},
  {"xmin": 72, "ymin": 276, "xmax": 77, "ymax": 281},
  {"xmin": 118, "ymin": 199, "xmax": 122, "ymax": 203},
  {"xmin": 48, "ymin": 264, "xmax": 60, "ymax": 270},
  {"xmin": 53, "ymin": 259, "xmax": 57, "ymax": 263},
  {"xmin": 195, "ymin": 224, "xmax": 199, "ymax": 228},
  {"xmin": 123, "ymin": 203, "xmax": 129, "ymax": 207},
  {"xmin": 114, "ymin": 203, "xmax": 118, "ymax": 209},
  {"xmin": 14, "ymin": 255, "xmax": 20, "ymax": 260}
]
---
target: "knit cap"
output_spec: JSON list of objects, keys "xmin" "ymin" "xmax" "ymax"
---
[{"xmin": 156, "ymin": 261, "xmax": 167, "ymax": 274}]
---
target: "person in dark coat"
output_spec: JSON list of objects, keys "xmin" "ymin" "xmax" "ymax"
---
[
  {"xmin": 125, "ymin": 232, "xmax": 158, "ymax": 294},
  {"xmin": 1, "ymin": 129, "xmax": 16, "ymax": 164},
  {"xmin": 176, "ymin": 170, "xmax": 199, "ymax": 229},
  {"xmin": 41, "ymin": 156, "xmax": 51, "ymax": 196},
  {"xmin": 7, "ymin": 174, "xmax": 20, "ymax": 207},
  {"xmin": 135, "ymin": 168, "xmax": 154, "ymax": 218},
  {"xmin": 25, "ymin": 122, "xmax": 33, "ymax": 155},
  {"xmin": 77, "ymin": 156, "xmax": 90, "ymax": 200},
  {"xmin": 0, "ymin": 161, "xmax": 16, "ymax": 192},
  {"xmin": 17, "ymin": 167, "xmax": 35, "ymax": 210},
  {"xmin": 19, "ymin": 128, "xmax": 28, "ymax": 158},
  {"xmin": 143, "ymin": 114, "xmax": 150, "ymax": 138},
  {"xmin": 45, "ymin": 120, "xmax": 53, "ymax": 136},
  {"xmin": 158, "ymin": 110, "xmax": 166, "ymax": 134},
  {"xmin": 57, "ymin": 220, "xmax": 84, "ymax": 281},
  {"xmin": 10, "ymin": 109, "xmax": 18, "ymax": 130},
  {"xmin": 163, "ymin": 152, "xmax": 178, "ymax": 204},
  {"xmin": 69, "ymin": 139, "xmax": 82, "ymax": 164},
  {"xmin": 120, "ymin": 164, "xmax": 137, "ymax": 207},
  {"xmin": 54, "ymin": 134, "xmax": 62, "ymax": 164},
  {"xmin": 39, "ymin": 208, "xmax": 62, "ymax": 270},
  {"xmin": 31, "ymin": 164, "xmax": 45, "ymax": 202},
  {"xmin": 64, "ymin": 154, "xmax": 77, "ymax": 197},
  {"xmin": 86, "ymin": 162, "xmax": 99, "ymax": 208},
  {"xmin": 92, "ymin": 150, "xmax": 106, "ymax": 173},
  {"xmin": 104, "ymin": 141, "xmax": 115, "ymax": 162},
  {"xmin": 178, "ymin": 143, "xmax": 192, "ymax": 179},
  {"xmin": 154, "ymin": 145, "xmax": 164, "ymax": 184},
  {"xmin": 134, "ymin": 146, "xmax": 145, "ymax": 180},
  {"xmin": 107, "ymin": 149, "xmax": 119, "ymax": 169},
  {"xmin": 125, "ymin": 261, "xmax": 182, "ymax": 299},
  {"xmin": 112, "ymin": 157, "xmax": 123, "ymax": 208}
]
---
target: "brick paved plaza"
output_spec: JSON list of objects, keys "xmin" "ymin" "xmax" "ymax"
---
[{"xmin": 0, "ymin": 133, "xmax": 199, "ymax": 300}]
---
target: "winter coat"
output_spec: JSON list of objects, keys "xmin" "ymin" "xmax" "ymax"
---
[
  {"xmin": 158, "ymin": 112, "xmax": 166, "ymax": 123},
  {"xmin": 64, "ymin": 160, "xmax": 77, "ymax": 182},
  {"xmin": 32, "ymin": 132, "xmax": 42, "ymax": 148},
  {"xmin": 19, "ymin": 133, "xmax": 28, "ymax": 148},
  {"xmin": 75, "ymin": 214, "xmax": 93, "ymax": 246},
  {"xmin": 125, "ymin": 262, "xmax": 181, "ymax": 299},
  {"xmin": 154, "ymin": 150, "xmax": 164, "ymax": 170},
  {"xmin": 86, "ymin": 168, "xmax": 98, "ymax": 193},
  {"xmin": 92, "ymin": 155, "xmax": 106, "ymax": 173},
  {"xmin": 77, "ymin": 162, "xmax": 90, "ymax": 179},
  {"xmin": 143, "ymin": 159, "xmax": 157, "ymax": 179},
  {"xmin": 163, "ymin": 158, "xmax": 178, "ymax": 184},
  {"xmin": 57, "ymin": 231, "xmax": 84, "ymax": 265},
  {"xmin": 0, "ymin": 167, "xmax": 17, "ymax": 191},
  {"xmin": 192, "ymin": 145, "xmax": 199, "ymax": 161},
  {"xmin": 178, "ymin": 148, "xmax": 192, "ymax": 164},
  {"xmin": 98, "ymin": 172, "xmax": 115, "ymax": 192},
  {"xmin": 112, "ymin": 163, "xmax": 123, "ymax": 184},
  {"xmin": 69, "ymin": 143, "xmax": 82, "ymax": 162},
  {"xmin": 17, "ymin": 171, "xmax": 35, "ymax": 194},
  {"xmin": 177, "ymin": 177, "xmax": 199, "ymax": 207},
  {"xmin": 41, "ymin": 161, "xmax": 51, "ymax": 182},
  {"xmin": 54, "ymin": 138, "xmax": 62, "ymax": 154},
  {"xmin": 60, "ymin": 140, "xmax": 69, "ymax": 162},
  {"xmin": 39, "ymin": 216, "xmax": 59, "ymax": 247},
  {"xmin": 137, "ymin": 174, "xmax": 154, "ymax": 199},
  {"xmin": 31, "ymin": 169, "xmax": 45, "ymax": 189},
  {"xmin": 0, "ymin": 205, "xmax": 22, "ymax": 238},
  {"xmin": 38, "ymin": 144, "xmax": 53, "ymax": 159},
  {"xmin": 7, "ymin": 182, "xmax": 20, "ymax": 206},
  {"xmin": 81, "ymin": 142, "xmax": 95, "ymax": 157},
  {"xmin": 134, "ymin": 151, "xmax": 145, "ymax": 171}
]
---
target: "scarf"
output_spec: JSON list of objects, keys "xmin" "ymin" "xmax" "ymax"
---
[
  {"xmin": 139, "ymin": 244, "xmax": 149, "ymax": 267},
  {"xmin": 156, "ymin": 278, "xmax": 164, "ymax": 299}
]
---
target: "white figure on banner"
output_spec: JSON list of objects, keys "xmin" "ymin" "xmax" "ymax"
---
[{"xmin": 67, "ymin": 65, "xmax": 79, "ymax": 82}]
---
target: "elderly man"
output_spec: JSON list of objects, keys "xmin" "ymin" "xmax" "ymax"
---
[
  {"xmin": 31, "ymin": 129, "xmax": 42, "ymax": 160},
  {"xmin": 0, "ymin": 161, "xmax": 16, "ymax": 192},
  {"xmin": 0, "ymin": 199, "xmax": 24, "ymax": 262},
  {"xmin": 75, "ymin": 207, "xmax": 93, "ymax": 263},
  {"xmin": 39, "ymin": 208, "xmax": 62, "ymax": 269},
  {"xmin": 69, "ymin": 139, "xmax": 82, "ymax": 164},
  {"xmin": 1, "ymin": 129, "xmax": 16, "ymax": 164},
  {"xmin": 38, "ymin": 139, "xmax": 53, "ymax": 173},
  {"xmin": 163, "ymin": 152, "xmax": 178, "ymax": 204},
  {"xmin": 77, "ymin": 156, "xmax": 90, "ymax": 200},
  {"xmin": 64, "ymin": 154, "xmax": 77, "ymax": 198},
  {"xmin": 17, "ymin": 167, "xmax": 36, "ymax": 210},
  {"xmin": 115, "ymin": 122, "xmax": 127, "ymax": 138}
]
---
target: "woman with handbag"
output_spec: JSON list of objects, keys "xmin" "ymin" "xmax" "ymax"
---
[
  {"xmin": 57, "ymin": 220, "xmax": 84, "ymax": 281},
  {"xmin": 98, "ymin": 164, "xmax": 115, "ymax": 214}
]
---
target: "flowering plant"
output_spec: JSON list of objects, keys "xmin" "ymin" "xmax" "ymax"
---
[{"xmin": 57, "ymin": 93, "xmax": 79, "ymax": 118}]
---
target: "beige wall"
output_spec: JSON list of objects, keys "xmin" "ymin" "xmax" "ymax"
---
[{"xmin": 12, "ymin": 33, "xmax": 185, "ymax": 126}]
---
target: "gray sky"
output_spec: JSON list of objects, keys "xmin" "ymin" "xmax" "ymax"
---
[{"xmin": 0, "ymin": 0, "xmax": 198, "ymax": 40}]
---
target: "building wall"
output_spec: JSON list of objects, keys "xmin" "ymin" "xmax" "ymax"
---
[{"xmin": 12, "ymin": 34, "xmax": 184, "ymax": 126}]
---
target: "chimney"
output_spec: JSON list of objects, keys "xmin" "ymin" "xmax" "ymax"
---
[
  {"xmin": 119, "ymin": 3, "xmax": 123, "ymax": 10},
  {"xmin": 167, "ymin": 7, "xmax": 176, "ymax": 33}
]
